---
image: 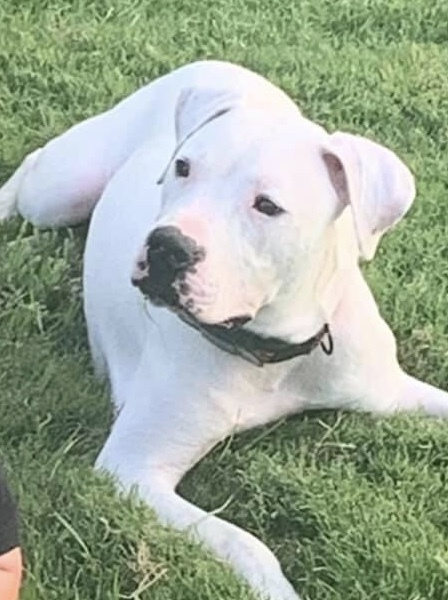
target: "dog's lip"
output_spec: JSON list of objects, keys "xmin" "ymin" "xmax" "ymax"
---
[
  {"xmin": 176, "ymin": 308, "xmax": 252, "ymax": 331},
  {"xmin": 132, "ymin": 277, "xmax": 253, "ymax": 331},
  {"xmin": 219, "ymin": 315, "xmax": 252, "ymax": 329}
]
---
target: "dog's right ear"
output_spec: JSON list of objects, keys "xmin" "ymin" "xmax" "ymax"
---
[{"xmin": 157, "ymin": 87, "xmax": 242, "ymax": 184}]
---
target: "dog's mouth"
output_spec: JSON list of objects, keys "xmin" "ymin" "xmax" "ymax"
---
[
  {"xmin": 136, "ymin": 282, "xmax": 331, "ymax": 367},
  {"xmin": 132, "ymin": 264, "xmax": 253, "ymax": 332},
  {"xmin": 174, "ymin": 307, "xmax": 274, "ymax": 364},
  {"xmin": 175, "ymin": 308, "xmax": 252, "ymax": 333},
  {"xmin": 133, "ymin": 266, "xmax": 333, "ymax": 366}
]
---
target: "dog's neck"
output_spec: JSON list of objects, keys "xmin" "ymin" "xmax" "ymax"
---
[{"xmin": 246, "ymin": 209, "xmax": 358, "ymax": 345}]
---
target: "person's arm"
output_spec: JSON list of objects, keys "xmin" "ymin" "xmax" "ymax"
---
[
  {"xmin": 0, "ymin": 469, "xmax": 22, "ymax": 600},
  {"xmin": 0, "ymin": 547, "xmax": 22, "ymax": 600}
]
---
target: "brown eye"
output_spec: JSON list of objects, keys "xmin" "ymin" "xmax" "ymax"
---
[
  {"xmin": 253, "ymin": 194, "xmax": 284, "ymax": 217},
  {"xmin": 175, "ymin": 158, "xmax": 190, "ymax": 178}
]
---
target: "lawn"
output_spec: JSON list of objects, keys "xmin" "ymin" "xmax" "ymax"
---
[{"xmin": 1, "ymin": 0, "xmax": 448, "ymax": 599}]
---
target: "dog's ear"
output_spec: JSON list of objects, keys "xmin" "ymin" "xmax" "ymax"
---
[
  {"xmin": 157, "ymin": 87, "xmax": 241, "ymax": 184},
  {"xmin": 321, "ymin": 132, "xmax": 415, "ymax": 260},
  {"xmin": 175, "ymin": 86, "xmax": 241, "ymax": 143}
]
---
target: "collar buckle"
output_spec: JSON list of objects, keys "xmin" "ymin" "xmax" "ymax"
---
[{"xmin": 319, "ymin": 323, "xmax": 334, "ymax": 356}]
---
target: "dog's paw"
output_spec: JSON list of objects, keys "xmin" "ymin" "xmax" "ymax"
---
[
  {"xmin": 0, "ymin": 175, "xmax": 19, "ymax": 220},
  {"xmin": 212, "ymin": 525, "xmax": 301, "ymax": 600},
  {"xmin": 0, "ymin": 148, "xmax": 42, "ymax": 222}
]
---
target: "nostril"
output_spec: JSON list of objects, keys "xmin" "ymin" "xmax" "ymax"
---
[
  {"xmin": 148, "ymin": 243, "xmax": 189, "ymax": 269},
  {"xmin": 147, "ymin": 226, "xmax": 202, "ymax": 270},
  {"xmin": 148, "ymin": 238, "xmax": 164, "ymax": 254},
  {"xmin": 147, "ymin": 226, "xmax": 181, "ymax": 249},
  {"xmin": 147, "ymin": 227, "xmax": 177, "ymax": 257}
]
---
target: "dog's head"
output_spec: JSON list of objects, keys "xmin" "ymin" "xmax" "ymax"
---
[{"xmin": 132, "ymin": 86, "xmax": 415, "ymax": 334}]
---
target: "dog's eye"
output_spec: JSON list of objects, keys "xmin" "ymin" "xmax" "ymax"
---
[
  {"xmin": 175, "ymin": 158, "xmax": 190, "ymax": 178},
  {"xmin": 253, "ymin": 195, "xmax": 284, "ymax": 217}
]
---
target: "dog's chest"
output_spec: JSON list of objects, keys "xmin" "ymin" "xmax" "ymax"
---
[
  {"xmin": 225, "ymin": 347, "xmax": 351, "ymax": 431},
  {"xmin": 219, "ymin": 361, "xmax": 313, "ymax": 430}
]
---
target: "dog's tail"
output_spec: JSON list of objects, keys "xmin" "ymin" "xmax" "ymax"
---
[{"xmin": 0, "ymin": 148, "xmax": 42, "ymax": 221}]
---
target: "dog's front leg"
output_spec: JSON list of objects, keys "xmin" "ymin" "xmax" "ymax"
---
[
  {"xmin": 95, "ymin": 383, "xmax": 300, "ymax": 600},
  {"xmin": 121, "ymin": 481, "xmax": 299, "ymax": 600},
  {"xmin": 391, "ymin": 372, "xmax": 448, "ymax": 418}
]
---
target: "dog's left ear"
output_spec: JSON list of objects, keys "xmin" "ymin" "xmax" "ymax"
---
[
  {"xmin": 157, "ymin": 87, "xmax": 242, "ymax": 184},
  {"xmin": 321, "ymin": 132, "xmax": 415, "ymax": 260},
  {"xmin": 175, "ymin": 86, "xmax": 241, "ymax": 143}
]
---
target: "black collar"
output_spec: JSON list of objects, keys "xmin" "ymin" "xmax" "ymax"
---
[{"xmin": 177, "ymin": 312, "xmax": 334, "ymax": 367}]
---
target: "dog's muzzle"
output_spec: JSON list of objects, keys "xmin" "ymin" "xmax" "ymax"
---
[
  {"xmin": 131, "ymin": 227, "xmax": 334, "ymax": 367},
  {"xmin": 131, "ymin": 225, "xmax": 205, "ymax": 308}
]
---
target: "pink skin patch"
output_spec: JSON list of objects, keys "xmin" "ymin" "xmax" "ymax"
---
[{"xmin": 173, "ymin": 213, "xmax": 208, "ymax": 246}]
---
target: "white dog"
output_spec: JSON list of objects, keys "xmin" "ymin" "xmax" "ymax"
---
[{"xmin": 1, "ymin": 60, "xmax": 447, "ymax": 600}]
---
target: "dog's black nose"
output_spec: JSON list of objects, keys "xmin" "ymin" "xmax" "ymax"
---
[
  {"xmin": 147, "ymin": 226, "xmax": 201, "ymax": 271},
  {"xmin": 139, "ymin": 226, "xmax": 205, "ymax": 308}
]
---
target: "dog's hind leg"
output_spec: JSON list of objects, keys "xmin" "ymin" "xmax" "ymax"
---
[
  {"xmin": 0, "ymin": 148, "xmax": 43, "ymax": 221},
  {"xmin": 0, "ymin": 112, "xmax": 134, "ymax": 228},
  {"xmin": 0, "ymin": 77, "xmax": 172, "ymax": 229}
]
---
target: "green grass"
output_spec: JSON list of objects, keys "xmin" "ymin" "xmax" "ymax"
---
[{"xmin": 1, "ymin": 0, "xmax": 448, "ymax": 598}]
